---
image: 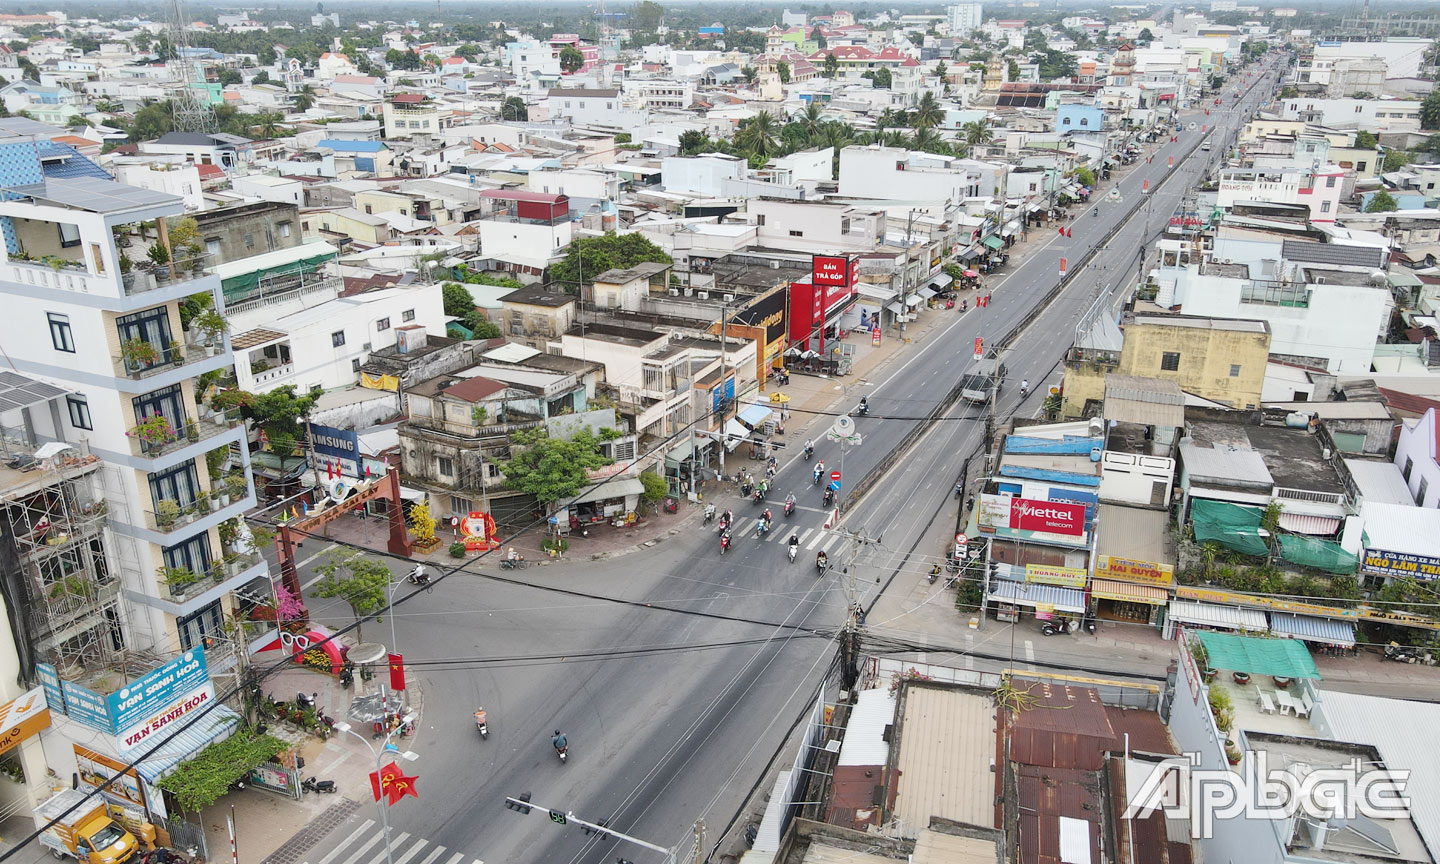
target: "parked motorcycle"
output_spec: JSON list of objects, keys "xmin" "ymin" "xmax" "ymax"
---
[
  {"xmin": 302, "ymin": 777, "xmax": 337, "ymax": 794},
  {"xmin": 1040, "ymin": 617, "xmax": 1079, "ymax": 636}
]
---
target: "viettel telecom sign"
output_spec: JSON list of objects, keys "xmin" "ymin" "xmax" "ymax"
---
[{"xmin": 1009, "ymin": 497, "xmax": 1086, "ymax": 536}]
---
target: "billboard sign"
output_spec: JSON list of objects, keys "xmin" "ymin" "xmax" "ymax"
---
[
  {"xmin": 812, "ymin": 255, "xmax": 856, "ymax": 288},
  {"xmin": 977, "ymin": 493, "xmax": 1086, "ymax": 536},
  {"xmin": 118, "ymin": 682, "xmax": 216, "ymax": 753},
  {"xmin": 309, "ymin": 423, "xmax": 360, "ymax": 476},
  {"xmin": 109, "ymin": 649, "xmax": 210, "ymax": 736},
  {"xmin": 1362, "ymin": 548, "xmax": 1440, "ymax": 580},
  {"xmin": 35, "ymin": 663, "xmax": 65, "ymax": 717}
]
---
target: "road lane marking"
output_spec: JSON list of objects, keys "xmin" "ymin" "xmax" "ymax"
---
[
  {"xmin": 1024, "ymin": 640, "xmax": 1036, "ymax": 664},
  {"xmin": 361, "ymin": 834, "xmax": 408, "ymax": 864},
  {"xmin": 797, "ymin": 528, "xmax": 814, "ymax": 545},
  {"xmin": 416, "ymin": 847, "xmax": 447, "ymax": 864},
  {"xmin": 335, "ymin": 830, "xmax": 384, "ymax": 864},
  {"xmin": 393, "ymin": 839, "xmax": 429, "ymax": 864},
  {"xmin": 442, "ymin": 853, "xmax": 465, "ymax": 864},
  {"xmin": 316, "ymin": 820, "xmax": 374, "ymax": 864},
  {"xmin": 820, "ymin": 534, "xmax": 840, "ymax": 553}
]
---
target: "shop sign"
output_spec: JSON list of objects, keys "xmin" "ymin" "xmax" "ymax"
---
[
  {"xmin": 118, "ymin": 682, "xmax": 216, "ymax": 753},
  {"xmin": 1357, "ymin": 607, "xmax": 1440, "ymax": 631},
  {"xmin": 74, "ymin": 745, "xmax": 145, "ymax": 808},
  {"xmin": 1025, "ymin": 564, "xmax": 1088, "ymax": 588},
  {"xmin": 1362, "ymin": 548, "xmax": 1440, "ymax": 580},
  {"xmin": 110, "ymin": 649, "xmax": 209, "ymax": 735},
  {"xmin": 35, "ymin": 663, "xmax": 65, "ymax": 717},
  {"xmin": 1090, "ymin": 581, "xmax": 1167, "ymax": 604},
  {"xmin": 1095, "ymin": 554, "xmax": 1175, "ymax": 587},
  {"xmin": 1175, "ymin": 586, "xmax": 1359, "ymax": 619},
  {"xmin": 978, "ymin": 494, "xmax": 1085, "ymax": 536},
  {"xmin": 730, "ymin": 289, "xmax": 789, "ymax": 346},
  {"xmin": 812, "ymin": 254, "xmax": 857, "ymax": 288},
  {"xmin": 0, "ymin": 687, "xmax": 50, "ymax": 756}
]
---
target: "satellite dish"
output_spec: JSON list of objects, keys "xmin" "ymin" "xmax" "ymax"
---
[{"xmin": 831, "ymin": 415, "xmax": 855, "ymax": 438}]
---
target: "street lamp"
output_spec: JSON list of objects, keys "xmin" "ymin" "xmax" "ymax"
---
[
  {"xmin": 334, "ymin": 719, "xmax": 418, "ymax": 864},
  {"xmin": 386, "ymin": 576, "xmax": 407, "ymax": 698}
]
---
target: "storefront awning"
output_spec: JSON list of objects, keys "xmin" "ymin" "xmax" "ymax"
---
[
  {"xmin": 398, "ymin": 485, "xmax": 427, "ymax": 502},
  {"xmin": 1277, "ymin": 513, "xmax": 1341, "ymax": 535},
  {"xmin": 1090, "ymin": 579, "xmax": 1168, "ymax": 605},
  {"xmin": 665, "ymin": 439, "xmax": 695, "ymax": 465},
  {"xmin": 982, "ymin": 235, "xmax": 1005, "ymax": 251},
  {"xmin": 1196, "ymin": 631, "xmax": 1321, "ymax": 679},
  {"xmin": 1269, "ymin": 612, "xmax": 1356, "ymax": 648},
  {"xmin": 1168, "ymin": 600, "xmax": 1268, "ymax": 632},
  {"xmin": 885, "ymin": 301, "xmax": 904, "ymax": 315},
  {"xmin": 856, "ymin": 285, "xmax": 895, "ymax": 301},
  {"xmin": 929, "ymin": 273, "xmax": 953, "ymax": 289},
  {"xmin": 905, "ymin": 294, "xmax": 922, "ymax": 307},
  {"xmin": 958, "ymin": 246, "xmax": 983, "ymax": 261},
  {"xmin": 1001, "ymin": 220, "xmax": 1021, "ymax": 237},
  {"xmin": 737, "ymin": 404, "xmax": 773, "ymax": 428},
  {"xmin": 987, "ymin": 580, "xmax": 1086, "ymax": 613},
  {"xmin": 722, "ymin": 418, "xmax": 751, "ymax": 451},
  {"xmin": 918, "ymin": 286, "xmax": 938, "ymax": 299},
  {"xmin": 571, "ymin": 477, "xmax": 646, "ymax": 506},
  {"xmin": 133, "ymin": 704, "xmax": 243, "ymax": 784}
]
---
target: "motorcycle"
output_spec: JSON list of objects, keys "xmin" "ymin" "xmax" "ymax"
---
[
  {"xmin": 500, "ymin": 558, "xmax": 527, "ymax": 570},
  {"xmin": 856, "ymin": 400, "xmax": 869, "ymax": 417},
  {"xmin": 756, "ymin": 519, "xmax": 769, "ymax": 539},
  {"xmin": 718, "ymin": 514, "xmax": 730, "ymax": 533},
  {"xmin": 296, "ymin": 691, "xmax": 316, "ymax": 710},
  {"xmin": 803, "ymin": 445, "xmax": 814, "ymax": 461},
  {"xmin": 928, "ymin": 565, "xmax": 941, "ymax": 584},
  {"xmin": 816, "ymin": 551, "xmax": 828, "ymax": 576},
  {"xmin": 784, "ymin": 500, "xmax": 796, "ymax": 518},
  {"xmin": 740, "ymin": 479, "xmax": 753, "ymax": 498},
  {"xmin": 787, "ymin": 542, "xmax": 798, "ymax": 563},
  {"xmin": 813, "ymin": 466, "xmax": 824, "ymax": 485},
  {"xmin": 822, "ymin": 488, "xmax": 835, "ymax": 508},
  {"xmin": 406, "ymin": 567, "xmax": 430, "ymax": 587},
  {"xmin": 302, "ymin": 777, "xmax": 337, "ymax": 794},
  {"xmin": 339, "ymin": 663, "xmax": 354, "ymax": 689},
  {"xmin": 753, "ymin": 487, "xmax": 766, "ymax": 504},
  {"xmin": 475, "ymin": 709, "xmax": 489, "ymax": 739},
  {"xmin": 720, "ymin": 532, "xmax": 731, "ymax": 554},
  {"xmin": 1040, "ymin": 617, "xmax": 1079, "ymax": 636},
  {"xmin": 704, "ymin": 503, "xmax": 716, "ymax": 524}
]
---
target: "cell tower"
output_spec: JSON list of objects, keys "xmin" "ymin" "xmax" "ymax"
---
[{"xmin": 166, "ymin": 0, "xmax": 216, "ymax": 133}]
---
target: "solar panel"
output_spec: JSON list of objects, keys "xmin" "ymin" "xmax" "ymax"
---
[
  {"xmin": 8, "ymin": 176, "xmax": 179, "ymax": 214},
  {"xmin": 0, "ymin": 370, "xmax": 71, "ymax": 411},
  {"xmin": 1344, "ymin": 815, "xmax": 1398, "ymax": 854}
]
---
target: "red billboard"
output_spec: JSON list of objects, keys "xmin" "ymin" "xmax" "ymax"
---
[
  {"xmin": 1009, "ymin": 497, "xmax": 1086, "ymax": 536},
  {"xmin": 812, "ymin": 255, "xmax": 857, "ymax": 288}
]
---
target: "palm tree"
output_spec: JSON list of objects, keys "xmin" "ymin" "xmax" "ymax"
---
[
  {"xmin": 961, "ymin": 120, "xmax": 993, "ymax": 149},
  {"xmin": 735, "ymin": 111, "xmax": 780, "ymax": 158},
  {"xmin": 800, "ymin": 102, "xmax": 824, "ymax": 139},
  {"xmin": 881, "ymin": 129, "xmax": 910, "ymax": 148},
  {"xmin": 950, "ymin": 141, "xmax": 972, "ymax": 159},
  {"xmin": 910, "ymin": 126, "xmax": 949, "ymax": 155},
  {"xmin": 95, "ymin": 98, "xmax": 123, "ymax": 114},
  {"xmin": 910, "ymin": 92, "xmax": 944, "ymax": 130},
  {"xmin": 255, "ymin": 112, "xmax": 281, "ymax": 139},
  {"xmin": 817, "ymin": 120, "xmax": 856, "ymax": 177}
]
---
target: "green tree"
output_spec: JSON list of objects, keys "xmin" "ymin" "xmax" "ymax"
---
[
  {"xmin": 823, "ymin": 52, "xmax": 839, "ymax": 78},
  {"xmin": 632, "ymin": 0, "xmax": 664, "ymax": 32},
  {"xmin": 255, "ymin": 112, "xmax": 281, "ymax": 139},
  {"xmin": 1007, "ymin": 58, "xmax": 1021, "ymax": 81},
  {"xmin": 735, "ymin": 111, "xmax": 781, "ymax": 157},
  {"xmin": 811, "ymin": 26, "xmax": 827, "ymax": 51},
  {"xmin": 251, "ymin": 70, "xmax": 270, "ymax": 85},
  {"xmin": 222, "ymin": 384, "xmax": 321, "ymax": 454},
  {"xmin": 1365, "ymin": 189, "xmax": 1399, "ymax": 212},
  {"xmin": 469, "ymin": 318, "xmax": 502, "ymax": 339},
  {"xmin": 932, "ymin": 61, "xmax": 947, "ymax": 80},
  {"xmin": 777, "ymin": 61, "xmax": 791, "ymax": 84},
  {"xmin": 386, "ymin": 47, "xmax": 420, "ymax": 70},
  {"xmin": 910, "ymin": 126, "xmax": 950, "ymax": 155},
  {"xmin": 311, "ymin": 548, "xmax": 392, "ymax": 640},
  {"xmin": 218, "ymin": 68, "xmax": 242, "ymax": 86},
  {"xmin": 443, "ymin": 282, "xmax": 477, "ymax": 318},
  {"xmin": 550, "ymin": 233, "xmax": 672, "ymax": 293},
  {"xmin": 910, "ymin": 91, "xmax": 944, "ymax": 129},
  {"xmin": 1036, "ymin": 49, "xmax": 1077, "ymax": 81},
  {"xmin": 870, "ymin": 67, "xmax": 892, "ymax": 88},
  {"xmin": 1422, "ymin": 90, "xmax": 1440, "ymax": 131},
  {"xmin": 639, "ymin": 469, "xmax": 667, "ymax": 503},
  {"xmin": 798, "ymin": 101, "xmax": 824, "ymax": 138},
  {"xmin": 1353, "ymin": 130, "xmax": 1378, "ymax": 149},
  {"xmin": 678, "ymin": 129, "xmax": 710, "ymax": 154},
  {"xmin": 501, "ymin": 95, "xmax": 528, "ymax": 121},
  {"xmin": 500, "ymin": 428, "xmax": 614, "ymax": 509},
  {"xmin": 1075, "ymin": 166, "xmax": 1096, "ymax": 187},
  {"xmin": 559, "ymin": 45, "xmax": 585, "ymax": 74},
  {"xmin": 1280, "ymin": 85, "xmax": 1298, "ymax": 99},
  {"xmin": 1382, "ymin": 149, "xmax": 1414, "ymax": 172},
  {"xmin": 1138, "ymin": 28, "xmax": 1154, "ymax": 43},
  {"xmin": 456, "ymin": 44, "xmax": 479, "ymax": 62},
  {"xmin": 961, "ymin": 119, "xmax": 992, "ymax": 148}
]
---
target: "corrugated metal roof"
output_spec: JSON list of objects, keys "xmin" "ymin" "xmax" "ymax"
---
[
  {"xmin": 1096, "ymin": 504, "xmax": 1173, "ymax": 565},
  {"xmin": 1359, "ymin": 501, "xmax": 1440, "ymax": 556},
  {"xmin": 1104, "ymin": 375, "xmax": 1186, "ymax": 428},
  {"xmin": 1281, "ymin": 238, "xmax": 1385, "ymax": 269},
  {"xmin": 912, "ymin": 829, "xmax": 1003, "ymax": 864},
  {"xmin": 1277, "ymin": 512, "xmax": 1341, "ymax": 535},
  {"xmin": 987, "ymin": 580, "xmax": 1087, "ymax": 613},
  {"xmin": 802, "ymin": 843, "xmax": 900, "ymax": 864},
  {"xmin": 1270, "ymin": 612, "xmax": 1356, "ymax": 647},
  {"xmin": 1178, "ymin": 441, "xmax": 1274, "ymax": 487},
  {"xmin": 1314, "ymin": 691, "xmax": 1440, "ymax": 857},
  {"xmin": 1167, "ymin": 600, "xmax": 1268, "ymax": 631},
  {"xmin": 132, "ymin": 704, "xmax": 241, "ymax": 783},
  {"xmin": 892, "ymin": 687, "xmax": 996, "ymax": 837},
  {"xmin": 836, "ymin": 688, "xmax": 896, "ymax": 767},
  {"xmin": 1343, "ymin": 458, "xmax": 1416, "ymax": 506}
]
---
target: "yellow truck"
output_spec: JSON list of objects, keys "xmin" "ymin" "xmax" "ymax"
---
[{"xmin": 34, "ymin": 790, "xmax": 138, "ymax": 864}]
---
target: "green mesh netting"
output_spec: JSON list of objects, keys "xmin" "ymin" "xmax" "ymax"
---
[
  {"xmin": 1277, "ymin": 534, "xmax": 1359, "ymax": 575},
  {"xmin": 1197, "ymin": 631, "xmax": 1321, "ymax": 679},
  {"xmin": 1191, "ymin": 499, "xmax": 1270, "ymax": 556}
]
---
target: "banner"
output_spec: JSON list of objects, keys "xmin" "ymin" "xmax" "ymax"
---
[
  {"xmin": 1094, "ymin": 554, "xmax": 1174, "ymax": 587},
  {"xmin": 1362, "ymin": 548, "xmax": 1440, "ymax": 580},
  {"xmin": 1024, "ymin": 564, "xmax": 1087, "ymax": 588},
  {"xmin": 389, "ymin": 653, "xmax": 406, "ymax": 692},
  {"xmin": 0, "ymin": 688, "xmax": 49, "ymax": 757},
  {"xmin": 977, "ymin": 494, "xmax": 1086, "ymax": 537},
  {"xmin": 1175, "ymin": 586, "xmax": 1359, "ymax": 619}
]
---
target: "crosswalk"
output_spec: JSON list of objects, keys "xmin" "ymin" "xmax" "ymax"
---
[
  {"xmin": 313, "ymin": 820, "xmax": 483, "ymax": 864},
  {"xmin": 715, "ymin": 520, "xmax": 845, "ymax": 552}
]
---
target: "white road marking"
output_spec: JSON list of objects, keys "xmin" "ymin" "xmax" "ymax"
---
[
  {"xmin": 393, "ymin": 839, "xmax": 429, "ymax": 864},
  {"xmin": 820, "ymin": 534, "xmax": 840, "ymax": 553},
  {"xmin": 361, "ymin": 834, "xmax": 409, "ymax": 864},
  {"xmin": 797, "ymin": 528, "xmax": 814, "ymax": 546},
  {"xmin": 335, "ymin": 830, "xmax": 384, "ymax": 864},
  {"xmin": 316, "ymin": 820, "xmax": 374, "ymax": 864},
  {"xmin": 806, "ymin": 531, "xmax": 826, "ymax": 551},
  {"xmin": 416, "ymin": 847, "xmax": 447, "ymax": 864}
]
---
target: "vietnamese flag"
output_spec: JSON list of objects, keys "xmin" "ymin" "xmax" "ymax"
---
[
  {"xmin": 388, "ymin": 653, "xmax": 406, "ymax": 691},
  {"xmin": 370, "ymin": 761, "xmax": 420, "ymax": 805}
]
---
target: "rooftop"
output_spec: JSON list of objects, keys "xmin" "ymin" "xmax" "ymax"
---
[
  {"xmin": 7, "ymin": 175, "xmax": 179, "ymax": 216},
  {"xmin": 501, "ymin": 284, "xmax": 575, "ymax": 308},
  {"xmin": 1130, "ymin": 314, "xmax": 1268, "ymax": 334},
  {"xmin": 1184, "ymin": 420, "xmax": 1344, "ymax": 494},
  {"xmin": 891, "ymin": 686, "xmax": 996, "ymax": 837},
  {"xmin": 1096, "ymin": 504, "xmax": 1175, "ymax": 569},
  {"xmin": 1104, "ymin": 375, "xmax": 1185, "ymax": 428}
]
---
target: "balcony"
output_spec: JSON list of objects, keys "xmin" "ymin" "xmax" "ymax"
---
[
  {"xmin": 128, "ymin": 409, "xmax": 243, "ymax": 459},
  {"xmin": 114, "ymin": 339, "xmax": 220, "ymax": 381},
  {"xmin": 160, "ymin": 550, "xmax": 263, "ymax": 603},
  {"xmin": 404, "ymin": 413, "xmax": 544, "ymax": 441},
  {"xmin": 143, "ymin": 480, "xmax": 250, "ymax": 535}
]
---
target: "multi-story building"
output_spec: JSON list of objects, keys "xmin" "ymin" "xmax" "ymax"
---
[
  {"xmin": 383, "ymin": 93, "xmax": 451, "ymax": 142},
  {"xmin": 0, "ymin": 159, "xmax": 265, "ymax": 675},
  {"xmin": 946, "ymin": 3, "xmax": 983, "ymax": 36},
  {"xmin": 1278, "ymin": 97, "xmax": 1422, "ymax": 132}
]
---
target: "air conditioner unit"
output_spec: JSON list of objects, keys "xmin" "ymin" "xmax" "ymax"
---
[
  {"xmin": 1315, "ymin": 276, "xmax": 1325, "ymax": 284},
  {"xmin": 770, "ymin": 260, "xmax": 781, "ymax": 269},
  {"xmin": 362, "ymin": 343, "xmax": 372, "ymax": 351},
  {"xmin": 668, "ymin": 288, "xmax": 680, "ymax": 296},
  {"xmin": 683, "ymin": 286, "xmax": 694, "ymax": 296},
  {"xmin": 1223, "ymin": 258, "xmax": 1233, "ymax": 264},
  {"xmin": 723, "ymin": 293, "xmax": 735, "ymax": 302},
  {"xmin": 697, "ymin": 291, "xmax": 710, "ymax": 300}
]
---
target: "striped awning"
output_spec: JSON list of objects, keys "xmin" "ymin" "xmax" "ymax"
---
[
  {"xmin": 1270, "ymin": 612, "xmax": 1356, "ymax": 648},
  {"xmin": 132, "ymin": 704, "xmax": 243, "ymax": 784},
  {"xmin": 987, "ymin": 580, "xmax": 1086, "ymax": 613},
  {"xmin": 1168, "ymin": 600, "xmax": 1268, "ymax": 632},
  {"xmin": 1278, "ymin": 513, "xmax": 1342, "ymax": 536},
  {"xmin": 1090, "ymin": 578, "xmax": 1168, "ymax": 605}
]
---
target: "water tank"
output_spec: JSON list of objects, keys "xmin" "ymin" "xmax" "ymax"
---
[
  {"xmin": 1285, "ymin": 411, "xmax": 1311, "ymax": 428},
  {"xmin": 1087, "ymin": 418, "xmax": 1105, "ymax": 438},
  {"xmin": 1090, "ymin": 446, "xmax": 1103, "ymax": 462}
]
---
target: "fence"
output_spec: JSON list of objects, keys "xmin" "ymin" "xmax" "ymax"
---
[{"xmin": 872, "ymin": 657, "xmax": 1160, "ymax": 711}]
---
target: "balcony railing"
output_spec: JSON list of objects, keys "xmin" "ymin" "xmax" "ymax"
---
[
  {"xmin": 124, "ymin": 255, "xmax": 213, "ymax": 297},
  {"xmin": 1274, "ymin": 487, "xmax": 1346, "ymax": 506},
  {"xmin": 404, "ymin": 414, "xmax": 544, "ymax": 440},
  {"xmin": 114, "ymin": 340, "xmax": 220, "ymax": 380},
  {"xmin": 160, "ymin": 549, "xmax": 263, "ymax": 602},
  {"xmin": 3, "ymin": 254, "xmax": 212, "ymax": 298},
  {"xmin": 129, "ymin": 409, "xmax": 243, "ymax": 459}
]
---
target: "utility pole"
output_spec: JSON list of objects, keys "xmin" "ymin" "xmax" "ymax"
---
[
  {"xmin": 834, "ymin": 528, "xmax": 880, "ymax": 689},
  {"xmin": 718, "ymin": 302, "xmax": 729, "ymax": 472},
  {"xmin": 691, "ymin": 819, "xmax": 705, "ymax": 864}
]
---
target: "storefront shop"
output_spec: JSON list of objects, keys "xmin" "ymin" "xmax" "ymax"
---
[
  {"xmin": 1269, "ymin": 612, "xmax": 1357, "ymax": 654},
  {"xmin": 1165, "ymin": 600, "xmax": 1268, "ymax": 638},
  {"xmin": 1089, "ymin": 578, "xmax": 1169, "ymax": 625},
  {"xmin": 789, "ymin": 256, "xmax": 859, "ymax": 358}
]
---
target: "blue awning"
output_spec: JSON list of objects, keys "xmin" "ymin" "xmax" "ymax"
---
[
  {"xmin": 131, "ymin": 704, "xmax": 243, "ymax": 784},
  {"xmin": 986, "ymin": 580, "xmax": 1086, "ymax": 613},
  {"xmin": 1269, "ymin": 612, "xmax": 1356, "ymax": 648},
  {"xmin": 737, "ymin": 404, "xmax": 773, "ymax": 428}
]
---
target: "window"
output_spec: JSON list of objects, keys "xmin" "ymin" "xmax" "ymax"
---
[
  {"xmin": 1160, "ymin": 351, "xmax": 1180, "ymax": 371},
  {"xmin": 756, "ymin": 214, "xmax": 766, "ymax": 226},
  {"xmin": 789, "ymin": 229, "xmax": 803, "ymax": 237},
  {"xmin": 206, "ymin": 238, "xmax": 220, "ymax": 255},
  {"xmin": 1321, "ymin": 201, "xmax": 1331, "ymax": 213},
  {"xmin": 437, "ymin": 456, "xmax": 454, "ymax": 477},
  {"xmin": 1358, "ymin": 161, "xmax": 1368, "ymax": 172},
  {"xmin": 1062, "ymin": 117, "xmax": 1071, "ymax": 125},
  {"xmin": 67, "ymin": 395, "xmax": 92, "ymax": 430},
  {"xmin": 149, "ymin": 461, "xmax": 201, "ymax": 509},
  {"xmin": 1229, "ymin": 364, "xmax": 1242, "ymax": 377},
  {"xmin": 57, "ymin": 222, "xmax": 81, "ymax": 248},
  {"xmin": 1419, "ymin": 477, "xmax": 1430, "ymax": 507},
  {"xmin": 376, "ymin": 318, "xmax": 391, "ymax": 332},
  {"xmin": 244, "ymin": 232, "xmax": 255, "ymax": 249},
  {"xmin": 1325, "ymin": 176, "xmax": 1336, "ymax": 188},
  {"xmin": 278, "ymin": 221, "xmax": 292, "ymax": 237},
  {"xmin": 163, "ymin": 532, "xmax": 212, "ymax": 577},
  {"xmin": 351, "ymin": 357, "xmax": 362, "ymax": 372},
  {"xmin": 47, "ymin": 313, "xmax": 75, "ymax": 353},
  {"xmin": 1402, "ymin": 457, "xmax": 1413, "ymax": 481},
  {"xmin": 176, "ymin": 600, "xmax": 224, "ymax": 651},
  {"xmin": 486, "ymin": 462, "xmax": 501, "ymax": 478},
  {"xmin": 332, "ymin": 330, "xmax": 346, "ymax": 347},
  {"xmin": 403, "ymin": 309, "xmax": 416, "ymax": 322},
  {"xmin": 364, "ymin": 204, "xmax": 374, "ymax": 214}
]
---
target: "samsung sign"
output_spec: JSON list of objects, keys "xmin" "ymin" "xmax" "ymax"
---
[{"xmin": 310, "ymin": 423, "xmax": 359, "ymax": 461}]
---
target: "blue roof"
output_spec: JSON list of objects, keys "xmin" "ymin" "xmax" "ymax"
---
[
  {"xmin": 317, "ymin": 139, "xmax": 386, "ymax": 153},
  {"xmin": 35, "ymin": 141, "xmax": 112, "ymax": 181},
  {"xmin": 737, "ymin": 403, "xmax": 773, "ymax": 427},
  {"xmin": 997, "ymin": 465, "xmax": 1101, "ymax": 487}
]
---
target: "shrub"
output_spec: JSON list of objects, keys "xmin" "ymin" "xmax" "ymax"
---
[{"xmin": 449, "ymin": 541, "xmax": 467, "ymax": 558}]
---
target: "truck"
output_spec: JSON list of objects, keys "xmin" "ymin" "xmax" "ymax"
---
[
  {"xmin": 959, "ymin": 357, "xmax": 1005, "ymax": 404},
  {"xmin": 34, "ymin": 789, "xmax": 138, "ymax": 864}
]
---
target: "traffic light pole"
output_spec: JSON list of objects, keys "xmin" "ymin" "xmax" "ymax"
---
[{"xmin": 504, "ymin": 796, "xmax": 675, "ymax": 863}]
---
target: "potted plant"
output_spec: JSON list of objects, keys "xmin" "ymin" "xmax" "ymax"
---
[
  {"xmin": 225, "ymin": 472, "xmax": 248, "ymax": 502},
  {"xmin": 194, "ymin": 309, "xmax": 228, "ymax": 351},
  {"xmin": 121, "ymin": 337, "xmax": 160, "ymax": 372},
  {"xmin": 158, "ymin": 564, "xmax": 199, "ymax": 595},
  {"xmin": 118, "ymin": 252, "xmax": 135, "ymax": 290},
  {"xmin": 1225, "ymin": 742, "xmax": 1243, "ymax": 765},
  {"xmin": 147, "ymin": 243, "xmax": 171, "ymax": 282},
  {"xmin": 154, "ymin": 499, "xmax": 181, "ymax": 527},
  {"xmin": 130, "ymin": 414, "xmax": 177, "ymax": 451},
  {"xmin": 218, "ymin": 516, "xmax": 241, "ymax": 549},
  {"xmin": 168, "ymin": 340, "xmax": 185, "ymax": 367}
]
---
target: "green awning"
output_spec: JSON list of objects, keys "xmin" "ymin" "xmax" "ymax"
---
[
  {"xmin": 1197, "ymin": 631, "xmax": 1321, "ymax": 679},
  {"xmin": 982, "ymin": 235, "xmax": 1005, "ymax": 251}
]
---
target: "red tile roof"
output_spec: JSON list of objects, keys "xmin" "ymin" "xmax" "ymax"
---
[
  {"xmin": 195, "ymin": 163, "xmax": 226, "ymax": 180},
  {"xmin": 1380, "ymin": 387, "xmax": 1440, "ymax": 418},
  {"xmin": 443, "ymin": 376, "xmax": 507, "ymax": 403},
  {"xmin": 391, "ymin": 93, "xmax": 427, "ymax": 104}
]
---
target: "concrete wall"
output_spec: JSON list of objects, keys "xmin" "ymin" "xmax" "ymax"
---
[
  {"xmin": 1394, "ymin": 408, "xmax": 1439, "ymax": 507},
  {"xmin": 1120, "ymin": 320, "xmax": 1270, "ymax": 408},
  {"xmin": 194, "ymin": 201, "xmax": 303, "ymax": 266}
]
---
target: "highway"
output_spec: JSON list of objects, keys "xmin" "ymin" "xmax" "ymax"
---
[{"xmin": 299, "ymin": 57, "xmax": 1286, "ymax": 864}]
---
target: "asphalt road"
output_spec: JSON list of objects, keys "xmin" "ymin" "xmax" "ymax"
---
[{"xmin": 296, "ymin": 58, "xmax": 1286, "ymax": 864}]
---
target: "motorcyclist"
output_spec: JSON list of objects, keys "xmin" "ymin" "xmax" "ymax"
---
[
  {"xmin": 823, "ymin": 487, "xmax": 835, "ymax": 507},
  {"xmin": 858, "ymin": 395, "xmax": 869, "ymax": 415},
  {"xmin": 803, "ymin": 440, "xmax": 814, "ymax": 458},
  {"xmin": 762, "ymin": 508, "xmax": 773, "ymax": 524},
  {"xmin": 788, "ymin": 533, "xmax": 799, "ymax": 549},
  {"xmin": 409, "ymin": 564, "xmax": 429, "ymax": 585},
  {"xmin": 813, "ymin": 461, "xmax": 825, "ymax": 482},
  {"xmin": 720, "ymin": 531, "xmax": 731, "ymax": 552},
  {"xmin": 758, "ymin": 480, "xmax": 768, "ymax": 498},
  {"xmin": 817, "ymin": 550, "xmax": 828, "ymax": 569},
  {"xmin": 552, "ymin": 730, "xmax": 567, "ymax": 753},
  {"xmin": 1020, "ymin": 379, "xmax": 1030, "ymax": 397},
  {"xmin": 704, "ymin": 503, "xmax": 716, "ymax": 521}
]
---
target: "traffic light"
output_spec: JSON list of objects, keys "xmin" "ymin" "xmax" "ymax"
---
[
  {"xmin": 581, "ymin": 819, "xmax": 610, "ymax": 838},
  {"xmin": 505, "ymin": 792, "xmax": 533, "ymax": 814}
]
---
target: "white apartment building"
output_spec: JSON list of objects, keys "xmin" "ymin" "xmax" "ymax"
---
[
  {"xmin": 112, "ymin": 159, "xmax": 206, "ymax": 212},
  {"xmin": 946, "ymin": 3, "xmax": 983, "ymax": 36},
  {"xmin": 0, "ymin": 171, "xmax": 266, "ymax": 664},
  {"xmin": 661, "ymin": 154, "xmax": 746, "ymax": 197},
  {"xmin": 507, "ymin": 39, "xmax": 563, "ymax": 81},
  {"xmin": 1216, "ymin": 165, "xmax": 1346, "ymax": 224},
  {"xmin": 838, "ymin": 146, "xmax": 998, "ymax": 209},
  {"xmin": 1279, "ymin": 97, "xmax": 1422, "ymax": 132},
  {"xmin": 748, "ymin": 199, "xmax": 887, "ymax": 254},
  {"xmin": 1394, "ymin": 407, "xmax": 1439, "ymax": 508}
]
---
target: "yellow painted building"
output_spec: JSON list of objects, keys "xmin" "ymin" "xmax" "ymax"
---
[{"xmin": 1062, "ymin": 315, "xmax": 1271, "ymax": 418}]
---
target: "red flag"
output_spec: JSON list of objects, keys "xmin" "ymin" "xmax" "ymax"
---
[
  {"xmin": 1066, "ymin": 228, "xmax": 1073, "ymax": 238},
  {"xmin": 1057, "ymin": 226, "xmax": 1064, "ymax": 236},
  {"xmin": 370, "ymin": 761, "xmax": 420, "ymax": 805},
  {"xmin": 388, "ymin": 652, "xmax": 406, "ymax": 691}
]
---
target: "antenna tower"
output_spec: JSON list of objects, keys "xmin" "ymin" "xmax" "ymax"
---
[{"xmin": 167, "ymin": 0, "xmax": 216, "ymax": 133}]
